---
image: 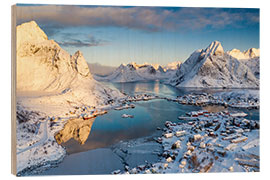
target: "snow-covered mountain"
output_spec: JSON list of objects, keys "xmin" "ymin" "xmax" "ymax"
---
[
  {"xmin": 17, "ymin": 21, "xmax": 123, "ymax": 111},
  {"xmin": 227, "ymin": 48, "xmax": 260, "ymax": 79},
  {"xmin": 162, "ymin": 61, "xmax": 182, "ymax": 78},
  {"xmin": 94, "ymin": 62, "xmax": 168, "ymax": 83},
  {"xmin": 169, "ymin": 41, "xmax": 259, "ymax": 88},
  {"xmin": 165, "ymin": 61, "xmax": 182, "ymax": 71},
  {"xmin": 227, "ymin": 48, "xmax": 259, "ymax": 60}
]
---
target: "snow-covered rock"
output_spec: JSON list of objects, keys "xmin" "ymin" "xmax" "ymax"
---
[
  {"xmin": 227, "ymin": 48, "xmax": 260, "ymax": 79},
  {"xmin": 71, "ymin": 51, "xmax": 91, "ymax": 77},
  {"xmin": 16, "ymin": 21, "xmax": 124, "ymax": 114},
  {"xmin": 17, "ymin": 21, "xmax": 93, "ymax": 92},
  {"xmin": 169, "ymin": 41, "xmax": 259, "ymax": 88},
  {"xmin": 240, "ymin": 57, "xmax": 260, "ymax": 79},
  {"xmin": 205, "ymin": 40, "xmax": 224, "ymax": 56},
  {"xmin": 17, "ymin": 21, "xmax": 48, "ymax": 50}
]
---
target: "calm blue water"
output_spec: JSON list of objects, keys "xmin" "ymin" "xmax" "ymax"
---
[
  {"xmin": 63, "ymin": 81, "xmax": 259, "ymax": 154},
  {"xmin": 42, "ymin": 81, "xmax": 259, "ymax": 175}
]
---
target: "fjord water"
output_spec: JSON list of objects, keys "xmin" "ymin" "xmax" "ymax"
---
[{"xmin": 42, "ymin": 81, "xmax": 259, "ymax": 175}]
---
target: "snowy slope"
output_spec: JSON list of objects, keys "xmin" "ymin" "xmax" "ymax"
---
[
  {"xmin": 16, "ymin": 21, "xmax": 124, "ymax": 114},
  {"xmin": 227, "ymin": 48, "xmax": 260, "ymax": 79},
  {"xmin": 239, "ymin": 57, "xmax": 260, "ymax": 79},
  {"xmin": 94, "ymin": 62, "xmax": 168, "ymax": 83},
  {"xmin": 169, "ymin": 41, "xmax": 259, "ymax": 88}
]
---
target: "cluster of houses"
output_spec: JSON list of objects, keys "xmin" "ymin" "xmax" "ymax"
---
[
  {"xmin": 113, "ymin": 109, "xmax": 259, "ymax": 174},
  {"xmin": 166, "ymin": 93, "xmax": 259, "ymax": 109}
]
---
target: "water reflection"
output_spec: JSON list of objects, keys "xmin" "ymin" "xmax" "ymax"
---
[
  {"xmin": 153, "ymin": 80, "xmax": 160, "ymax": 94},
  {"xmin": 59, "ymin": 81, "xmax": 259, "ymax": 154},
  {"xmin": 55, "ymin": 118, "xmax": 95, "ymax": 145},
  {"xmin": 202, "ymin": 105, "xmax": 227, "ymax": 113},
  {"xmin": 110, "ymin": 81, "xmax": 183, "ymax": 97}
]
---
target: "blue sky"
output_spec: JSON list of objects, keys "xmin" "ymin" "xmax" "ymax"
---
[{"xmin": 16, "ymin": 4, "xmax": 259, "ymax": 66}]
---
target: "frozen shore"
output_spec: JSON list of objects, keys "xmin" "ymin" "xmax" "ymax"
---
[{"xmin": 114, "ymin": 110, "xmax": 259, "ymax": 174}]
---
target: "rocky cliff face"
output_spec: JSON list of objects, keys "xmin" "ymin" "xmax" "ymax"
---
[
  {"xmin": 16, "ymin": 21, "xmax": 124, "ymax": 109},
  {"xmin": 16, "ymin": 21, "xmax": 92, "ymax": 92},
  {"xmin": 71, "ymin": 51, "xmax": 91, "ymax": 77},
  {"xmin": 169, "ymin": 41, "xmax": 259, "ymax": 88}
]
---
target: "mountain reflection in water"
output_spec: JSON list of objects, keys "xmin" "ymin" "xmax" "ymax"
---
[
  {"xmin": 55, "ymin": 118, "xmax": 95, "ymax": 145},
  {"xmin": 56, "ymin": 81, "xmax": 259, "ymax": 155}
]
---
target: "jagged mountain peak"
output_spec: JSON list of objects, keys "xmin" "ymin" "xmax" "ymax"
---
[
  {"xmin": 244, "ymin": 48, "xmax": 260, "ymax": 58},
  {"xmin": 17, "ymin": 21, "xmax": 48, "ymax": 48},
  {"xmin": 73, "ymin": 50, "xmax": 83, "ymax": 57},
  {"xmin": 119, "ymin": 63, "xmax": 126, "ymax": 68},
  {"xmin": 203, "ymin": 41, "xmax": 224, "ymax": 56},
  {"xmin": 71, "ymin": 51, "xmax": 91, "ymax": 77}
]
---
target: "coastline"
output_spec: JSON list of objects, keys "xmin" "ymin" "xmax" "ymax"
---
[{"xmin": 16, "ymin": 89, "xmax": 260, "ymax": 175}]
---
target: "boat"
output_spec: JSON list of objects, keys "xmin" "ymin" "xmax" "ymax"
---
[
  {"xmin": 83, "ymin": 115, "xmax": 93, "ymax": 120},
  {"xmin": 122, "ymin": 114, "xmax": 134, "ymax": 118}
]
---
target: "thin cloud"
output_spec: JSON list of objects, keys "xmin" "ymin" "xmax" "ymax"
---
[
  {"xmin": 16, "ymin": 5, "xmax": 259, "ymax": 32},
  {"xmin": 56, "ymin": 36, "xmax": 108, "ymax": 47}
]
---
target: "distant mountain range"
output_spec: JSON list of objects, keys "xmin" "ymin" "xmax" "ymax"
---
[
  {"xmin": 18, "ymin": 21, "xmax": 259, "ymax": 90},
  {"xmin": 93, "ymin": 62, "xmax": 179, "ymax": 82},
  {"xmin": 94, "ymin": 41, "xmax": 259, "ymax": 88}
]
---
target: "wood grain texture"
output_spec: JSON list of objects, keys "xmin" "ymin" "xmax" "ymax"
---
[{"xmin": 11, "ymin": 4, "xmax": 17, "ymax": 176}]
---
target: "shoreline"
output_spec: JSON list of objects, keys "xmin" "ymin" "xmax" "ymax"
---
[{"xmin": 16, "ymin": 90, "xmax": 260, "ymax": 175}]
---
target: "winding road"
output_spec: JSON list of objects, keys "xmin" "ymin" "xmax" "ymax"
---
[{"xmin": 17, "ymin": 120, "xmax": 48, "ymax": 155}]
